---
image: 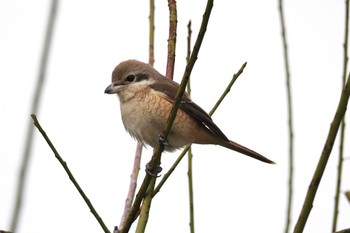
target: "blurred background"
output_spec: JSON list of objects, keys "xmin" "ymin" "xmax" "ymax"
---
[{"xmin": 1, "ymin": 0, "xmax": 349, "ymax": 232}]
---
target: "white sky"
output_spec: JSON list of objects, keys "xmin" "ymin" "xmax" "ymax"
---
[{"xmin": 1, "ymin": 0, "xmax": 349, "ymax": 233}]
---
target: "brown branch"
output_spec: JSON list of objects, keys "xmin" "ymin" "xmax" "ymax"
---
[
  {"xmin": 149, "ymin": 0, "xmax": 155, "ymax": 66},
  {"xmin": 166, "ymin": 0, "xmax": 177, "ymax": 79},
  {"xmin": 117, "ymin": 143, "xmax": 142, "ymax": 231}
]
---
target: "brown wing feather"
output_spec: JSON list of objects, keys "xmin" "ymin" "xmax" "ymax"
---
[{"xmin": 150, "ymin": 78, "xmax": 229, "ymax": 141}]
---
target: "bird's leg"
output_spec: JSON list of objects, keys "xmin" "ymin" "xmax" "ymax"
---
[
  {"xmin": 145, "ymin": 162, "xmax": 163, "ymax": 177},
  {"xmin": 157, "ymin": 133, "xmax": 172, "ymax": 148}
]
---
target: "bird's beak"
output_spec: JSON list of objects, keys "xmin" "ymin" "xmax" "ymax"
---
[{"xmin": 105, "ymin": 83, "xmax": 121, "ymax": 94}]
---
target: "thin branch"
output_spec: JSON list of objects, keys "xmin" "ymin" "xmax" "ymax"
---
[
  {"xmin": 293, "ymin": 72, "xmax": 350, "ymax": 233},
  {"xmin": 332, "ymin": 0, "xmax": 349, "ymax": 231},
  {"xmin": 118, "ymin": 143, "xmax": 142, "ymax": 231},
  {"xmin": 153, "ymin": 61, "xmax": 248, "ymax": 197},
  {"xmin": 186, "ymin": 20, "xmax": 195, "ymax": 233},
  {"xmin": 30, "ymin": 114, "xmax": 110, "ymax": 233},
  {"xmin": 10, "ymin": 1, "xmax": 58, "ymax": 231},
  {"xmin": 208, "ymin": 62, "xmax": 247, "ymax": 116},
  {"xmin": 186, "ymin": 20, "xmax": 192, "ymax": 95},
  {"xmin": 134, "ymin": 177, "xmax": 157, "ymax": 233},
  {"xmin": 119, "ymin": 1, "xmax": 214, "ymax": 232},
  {"xmin": 166, "ymin": 0, "xmax": 177, "ymax": 79},
  {"xmin": 149, "ymin": 0, "xmax": 155, "ymax": 66},
  {"xmin": 278, "ymin": 0, "xmax": 294, "ymax": 233}
]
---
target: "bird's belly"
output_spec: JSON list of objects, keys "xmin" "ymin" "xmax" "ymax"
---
[{"xmin": 120, "ymin": 91, "xmax": 198, "ymax": 151}]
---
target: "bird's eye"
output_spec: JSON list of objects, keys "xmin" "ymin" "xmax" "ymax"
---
[{"xmin": 125, "ymin": 75, "xmax": 135, "ymax": 82}]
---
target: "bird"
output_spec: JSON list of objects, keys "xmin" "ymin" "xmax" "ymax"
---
[{"xmin": 105, "ymin": 60, "xmax": 274, "ymax": 164}]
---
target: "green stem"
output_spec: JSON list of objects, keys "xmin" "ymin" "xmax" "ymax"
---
[
  {"xmin": 332, "ymin": 0, "xmax": 349, "ymax": 231},
  {"xmin": 186, "ymin": 19, "xmax": 195, "ymax": 233},
  {"xmin": 293, "ymin": 73, "xmax": 350, "ymax": 233},
  {"xmin": 278, "ymin": 0, "xmax": 294, "ymax": 232},
  {"xmin": 31, "ymin": 114, "xmax": 110, "ymax": 233}
]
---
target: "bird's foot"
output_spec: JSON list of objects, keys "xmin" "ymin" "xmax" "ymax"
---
[
  {"xmin": 145, "ymin": 162, "xmax": 163, "ymax": 177},
  {"xmin": 157, "ymin": 133, "xmax": 172, "ymax": 148}
]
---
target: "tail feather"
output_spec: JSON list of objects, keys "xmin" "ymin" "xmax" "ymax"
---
[{"xmin": 221, "ymin": 140, "xmax": 275, "ymax": 164}]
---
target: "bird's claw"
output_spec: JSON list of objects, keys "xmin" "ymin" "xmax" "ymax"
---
[
  {"xmin": 146, "ymin": 162, "xmax": 162, "ymax": 177},
  {"xmin": 157, "ymin": 133, "xmax": 172, "ymax": 148}
]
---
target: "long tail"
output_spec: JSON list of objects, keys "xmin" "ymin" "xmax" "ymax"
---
[{"xmin": 221, "ymin": 140, "xmax": 275, "ymax": 164}]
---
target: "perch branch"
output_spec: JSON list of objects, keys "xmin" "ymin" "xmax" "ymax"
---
[{"xmin": 119, "ymin": 1, "xmax": 214, "ymax": 232}]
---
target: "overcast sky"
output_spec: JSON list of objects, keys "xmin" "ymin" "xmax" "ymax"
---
[{"xmin": 1, "ymin": 1, "xmax": 349, "ymax": 233}]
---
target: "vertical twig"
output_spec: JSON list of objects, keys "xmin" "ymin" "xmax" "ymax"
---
[
  {"xmin": 186, "ymin": 20, "xmax": 195, "ymax": 233},
  {"xmin": 149, "ymin": 0, "xmax": 155, "ymax": 66},
  {"xmin": 278, "ymin": 0, "xmax": 294, "ymax": 232},
  {"xmin": 119, "ymin": 1, "xmax": 214, "ymax": 232},
  {"xmin": 332, "ymin": 0, "xmax": 349, "ymax": 231},
  {"xmin": 166, "ymin": 0, "xmax": 177, "ymax": 79},
  {"xmin": 10, "ymin": 1, "xmax": 59, "ymax": 231},
  {"xmin": 117, "ymin": 143, "xmax": 142, "ymax": 231},
  {"xmin": 293, "ymin": 73, "xmax": 350, "ymax": 233}
]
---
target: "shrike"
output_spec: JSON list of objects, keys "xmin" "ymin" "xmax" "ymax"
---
[{"xmin": 105, "ymin": 60, "xmax": 274, "ymax": 164}]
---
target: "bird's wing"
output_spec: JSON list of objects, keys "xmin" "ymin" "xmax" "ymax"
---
[{"xmin": 150, "ymin": 78, "xmax": 229, "ymax": 141}]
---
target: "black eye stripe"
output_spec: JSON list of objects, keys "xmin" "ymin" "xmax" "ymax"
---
[
  {"xmin": 135, "ymin": 73, "xmax": 149, "ymax": 82},
  {"xmin": 124, "ymin": 73, "xmax": 149, "ymax": 83}
]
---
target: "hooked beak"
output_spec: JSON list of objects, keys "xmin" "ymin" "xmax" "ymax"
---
[{"xmin": 105, "ymin": 83, "xmax": 123, "ymax": 94}]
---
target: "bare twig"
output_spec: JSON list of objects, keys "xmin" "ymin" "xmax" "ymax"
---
[
  {"xmin": 118, "ymin": 143, "xmax": 142, "ymax": 231},
  {"xmin": 332, "ymin": 0, "xmax": 349, "ymax": 231},
  {"xmin": 166, "ymin": 0, "xmax": 177, "ymax": 79},
  {"xmin": 30, "ymin": 114, "xmax": 110, "ymax": 233},
  {"xmin": 149, "ymin": 0, "xmax": 155, "ymax": 66},
  {"xmin": 186, "ymin": 20, "xmax": 195, "ymax": 233},
  {"xmin": 278, "ymin": 1, "xmax": 294, "ymax": 232},
  {"xmin": 10, "ymin": 1, "xmax": 58, "ymax": 231},
  {"xmin": 293, "ymin": 72, "xmax": 350, "ymax": 233}
]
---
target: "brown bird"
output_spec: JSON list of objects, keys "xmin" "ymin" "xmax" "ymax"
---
[{"xmin": 105, "ymin": 60, "xmax": 274, "ymax": 164}]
